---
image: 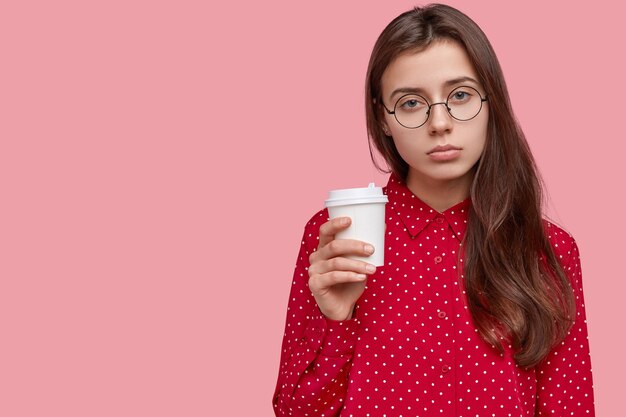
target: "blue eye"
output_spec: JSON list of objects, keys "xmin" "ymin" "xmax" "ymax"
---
[
  {"xmin": 450, "ymin": 91, "xmax": 471, "ymax": 103},
  {"xmin": 398, "ymin": 96, "xmax": 427, "ymax": 111}
]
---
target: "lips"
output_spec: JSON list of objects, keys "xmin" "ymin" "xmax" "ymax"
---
[{"xmin": 427, "ymin": 144, "xmax": 462, "ymax": 154}]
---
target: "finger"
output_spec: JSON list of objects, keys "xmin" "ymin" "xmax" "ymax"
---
[
  {"xmin": 308, "ymin": 270, "xmax": 367, "ymax": 294},
  {"xmin": 310, "ymin": 238, "xmax": 367, "ymax": 265},
  {"xmin": 318, "ymin": 217, "xmax": 352, "ymax": 248},
  {"xmin": 312, "ymin": 256, "xmax": 377, "ymax": 276},
  {"xmin": 318, "ymin": 238, "xmax": 375, "ymax": 262}
]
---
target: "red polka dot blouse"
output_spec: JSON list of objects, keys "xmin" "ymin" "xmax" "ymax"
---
[{"xmin": 273, "ymin": 174, "xmax": 595, "ymax": 416}]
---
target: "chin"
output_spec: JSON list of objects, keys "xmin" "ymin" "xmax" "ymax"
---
[
  {"xmin": 411, "ymin": 175, "xmax": 462, "ymax": 185},
  {"xmin": 423, "ymin": 166, "xmax": 474, "ymax": 181}
]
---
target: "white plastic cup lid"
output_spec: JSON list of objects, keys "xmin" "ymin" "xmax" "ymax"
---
[{"xmin": 324, "ymin": 182, "xmax": 389, "ymax": 207}]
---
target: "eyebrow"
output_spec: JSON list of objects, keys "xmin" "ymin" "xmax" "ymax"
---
[{"xmin": 389, "ymin": 76, "xmax": 480, "ymax": 101}]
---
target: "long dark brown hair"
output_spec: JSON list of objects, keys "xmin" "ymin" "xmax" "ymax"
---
[{"xmin": 365, "ymin": 4, "xmax": 575, "ymax": 368}]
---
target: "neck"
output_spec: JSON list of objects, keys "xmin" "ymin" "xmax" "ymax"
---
[{"xmin": 404, "ymin": 168, "xmax": 475, "ymax": 213}]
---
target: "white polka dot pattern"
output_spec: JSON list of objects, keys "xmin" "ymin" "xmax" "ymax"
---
[{"xmin": 273, "ymin": 174, "xmax": 595, "ymax": 416}]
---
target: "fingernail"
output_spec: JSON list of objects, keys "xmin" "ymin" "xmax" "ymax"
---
[
  {"xmin": 365, "ymin": 264, "xmax": 376, "ymax": 273},
  {"xmin": 355, "ymin": 274, "xmax": 367, "ymax": 280},
  {"xmin": 341, "ymin": 217, "xmax": 350, "ymax": 225},
  {"xmin": 364, "ymin": 244, "xmax": 375, "ymax": 254}
]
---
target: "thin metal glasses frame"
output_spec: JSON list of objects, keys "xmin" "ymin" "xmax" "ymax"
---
[{"xmin": 381, "ymin": 85, "xmax": 488, "ymax": 129}]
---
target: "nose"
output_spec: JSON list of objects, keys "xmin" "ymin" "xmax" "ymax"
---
[{"xmin": 427, "ymin": 102, "xmax": 453, "ymax": 135}]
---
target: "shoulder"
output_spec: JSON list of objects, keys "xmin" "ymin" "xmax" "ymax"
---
[{"xmin": 542, "ymin": 218, "xmax": 579, "ymax": 268}]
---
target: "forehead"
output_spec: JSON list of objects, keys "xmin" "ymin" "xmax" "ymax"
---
[{"xmin": 381, "ymin": 40, "xmax": 480, "ymax": 98}]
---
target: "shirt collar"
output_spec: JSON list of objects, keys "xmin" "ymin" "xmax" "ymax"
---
[{"xmin": 383, "ymin": 173, "xmax": 471, "ymax": 242}]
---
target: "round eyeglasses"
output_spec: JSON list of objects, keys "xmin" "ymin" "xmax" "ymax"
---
[{"xmin": 381, "ymin": 86, "xmax": 488, "ymax": 129}]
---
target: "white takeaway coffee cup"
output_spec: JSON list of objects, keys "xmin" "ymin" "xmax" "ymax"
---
[{"xmin": 324, "ymin": 183, "xmax": 388, "ymax": 267}]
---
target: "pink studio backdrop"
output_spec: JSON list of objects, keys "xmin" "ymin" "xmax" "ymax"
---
[{"xmin": 1, "ymin": 0, "xmax": 623, "ymax": 415}]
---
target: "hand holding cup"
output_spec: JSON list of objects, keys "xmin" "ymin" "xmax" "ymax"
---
[
  {"xmin": 307, "ymin": 216, "xmax": 377, "ymax": 321},
  {"xmin": 308, "ymin": 183, "xmax": 388, "ymax": 321}
]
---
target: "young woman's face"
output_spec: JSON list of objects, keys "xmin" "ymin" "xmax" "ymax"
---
[{"xmin": 380, "ymin": 40, "xmax": 489, "ymax": 187}]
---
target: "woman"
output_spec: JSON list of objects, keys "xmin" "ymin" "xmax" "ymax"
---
[{"xmin": 273, "ymin": 4, "xmax": 595, "ymax": 416}]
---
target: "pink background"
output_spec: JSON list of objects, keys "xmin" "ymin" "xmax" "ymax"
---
[{"xmin": 1, "ymin": 1, "xmax": 622, "ymax": 415}]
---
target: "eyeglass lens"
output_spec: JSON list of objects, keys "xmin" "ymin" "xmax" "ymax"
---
[{"xmin": 393, "ymin": 86, "xmax": 484, "ymax": 128}]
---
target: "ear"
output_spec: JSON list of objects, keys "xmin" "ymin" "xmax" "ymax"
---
[
  {"xmin": 381, "ymin": 122, "xmax": 391, "ymax": 136},
  {"xmin": 373, "ymin": 97, "xmax": 392, "ymax": 136}
]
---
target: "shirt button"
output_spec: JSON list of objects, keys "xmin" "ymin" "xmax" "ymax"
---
[
  {"xmin": 437, "ymin": 311, "xmax": 447, "ymax": 319},
  {"xmin": 435, "ymin": 217, "xmax": 444, "ymax": 224},
  {"xmin": 442, "ymin": 364, "xmax": 451, "ymax": 373},
  {"xmin": 434, "ymin": 256, "xmax": 443, "ymax": 264}
]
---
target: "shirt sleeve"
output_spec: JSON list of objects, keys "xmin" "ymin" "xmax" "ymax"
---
[
  {"xmin": 273, "ymin": 211, "xmax": 359, "ymax": 417},
  {"xmin": 535, "ymin": 238, "xmax": 595, "ymax": 415}
]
